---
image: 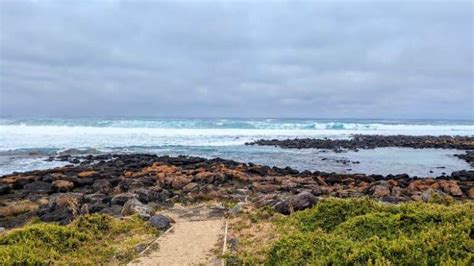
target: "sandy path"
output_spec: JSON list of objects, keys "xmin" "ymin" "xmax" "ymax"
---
[{"xmin": 130, "ymin": 205, "xmax": 226, "ymax": 266}]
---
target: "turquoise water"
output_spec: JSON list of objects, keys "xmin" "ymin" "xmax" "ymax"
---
[{"xmin": 0, "ymin": 117, "xmax": 472, "ymax": 176}]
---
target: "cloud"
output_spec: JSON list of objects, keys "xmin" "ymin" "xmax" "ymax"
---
[{"xmin": 0, "ymin": 1, "xmax": 473, "ymax": 119}]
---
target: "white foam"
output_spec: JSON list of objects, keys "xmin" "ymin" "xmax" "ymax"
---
[{"xmin": 0, "ymin": 123, "xmax": 473, "ymax": 151}]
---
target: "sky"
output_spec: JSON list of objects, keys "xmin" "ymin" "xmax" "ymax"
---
[{"xmin": 0, "ymin": 1, "xmax": 473, "ymax": 119}]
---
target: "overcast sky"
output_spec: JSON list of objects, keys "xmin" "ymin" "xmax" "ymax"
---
[{"xmin": 0, "ymin": 1, "xmax": 473, "ymax": 119}]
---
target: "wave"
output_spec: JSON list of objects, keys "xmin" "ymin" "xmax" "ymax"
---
[
  {"xmin": 1, "ymin": 118, "xmax": 473, "ymax": 131},
  {"xmin": 1, "ymin": 118, "xmax": 472, "ymax": 152}
]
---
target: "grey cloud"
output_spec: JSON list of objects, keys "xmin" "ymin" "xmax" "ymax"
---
[{"xmin": 0, "ymin": 0, "xmax": 473, "ymax": 119}]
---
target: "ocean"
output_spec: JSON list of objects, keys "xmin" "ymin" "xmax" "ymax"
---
[{"xmin": 1, "ymin": 117, "xmax": 473, "ymax": 176}]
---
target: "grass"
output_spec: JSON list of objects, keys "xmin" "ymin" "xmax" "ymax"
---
[
  {"xmin": 0, "ymin": 214, "xmax": 159, "ymax": 264},
  {"xmin": 229, "ymin": 198, "xmax": 474, "ymax": 265},
  {"xmin": 226, "ymin": 206, "xmax": 280, "ymax": 264},
  {"xmin": 0, "ymin": 200, "xmax": 40, "ymax": 217}
]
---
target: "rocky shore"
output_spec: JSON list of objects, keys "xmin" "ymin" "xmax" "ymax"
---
[
  {"xmin": 1, "ymin": 154, "xmax": 473, "ymax": 229},
  {"xmin": 246, "ymin": 135, "xmax": 474, "ymax": 151}
]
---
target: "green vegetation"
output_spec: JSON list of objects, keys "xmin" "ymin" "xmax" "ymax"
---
[
  {"xmin": 267, "ymin": 198, "xmax": 473, "ymax": 265},
  {"xmin": 0, "ymin": 214, "xmax": 159, "ymax": 264}
]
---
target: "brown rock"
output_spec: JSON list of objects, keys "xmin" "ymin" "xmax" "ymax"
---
[
  {"xmin": 438, "ymin": 180, "xmax": 463, "ymax": 197},
  {"xmin": 183, "ymin": 182, "xmax": 199, "ymax": 192},
  {"xmin": 156, "ymin": 165, "xmax": 177, "ymax": 174},
  {"xmin": 52, "ymin": 180, "xmax": 74, "ymax": 192},
  {"xmin": 78, "ymin": 171, "xmax": 97, "ymax": 178},
  {"xmin": 372, "ymin": 185, "xmax": 391, "ymax": 198},
  {"xmin": 314, "ymin": 176, "xmax": 328, "ymax": 186},
  {"xmin": 224, "ymin": 169, "xmax": 249, "ymax": 182},
  {"xmin": 252, "ymin": 183, "xmax": 278, "ymax": 193},
  {"xmin": 289, "ymin": 191, "xmax": 317, "ymax": 212},
  {"xmin": 408, "ymin": 180, "xmax": 429, "ymax": 192},
  {"xmin": 281, "ymin": 179, "xmax": 299, "ymax": 189},
  {"xmin": 194, "ymin": 172, "xmax": 215, "ymax": 183},
  {"xmin": 171, "ymin": 175, "xmax": 191, "ymax": 189},
  {"xmin": 391, "ymin": 186, "xmax": 403, "ymax": 197},
  {"xmin": 467, "ymin": 187, "xmax": 474, "ymax": 199}
]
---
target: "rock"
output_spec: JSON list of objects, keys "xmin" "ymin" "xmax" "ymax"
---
[
  {"xmin": 289, "ymin": 191, "xmax": 317, "ymax": 212},
  {"xmin": 76, "ymin": 177, "xmax": 94, "ymax": 187},
  {"xmin": 467, "ymin": 187, "xmax": 474, "ymax": 199},
  {"xmin": 391, "ymin": 186, "xmax": 402, "ymax": 197},
  {"xmin": 134, "ymin": 243, "xmax": 148, "ymax": 253},
  {"xmin": 121, "ymin": 198, "xmax": 154, "ymax": 217},
  {"xmin": 253, "ymin": 183, "xmax": 279, "ymax": 193},
  {"xmin": 381, "ymin": 196, "xmax": 402, "ymax": 203},
  {"xmin": 92, "ymin": 179, "xmax": 113, "ymax": 193},
  {"xmin": 229, "ymin": 203, "xmax": 243, "ymax": 216},
  {"xmin": 171, "ymin": 176, "xmax": 191, "ymax": 189},
  {"xmin": 148, "ymin": 214, "xmax": 172, "ymax": 230},
  {"xmin": 41, "ymin": 175, "xmax": 53, "ymax": 183},
  {"xmin": 421, "ymin": 189, "xmax": 435, "ymax": 202},
  {"xmin": 254, "ymin": 194, "xmax": 280, "ymax": 208},
  {"xmin": 24, "ymin": 181, "xmax": 52, "ymax": 194},
  {"xmin": 111, "ymin": 193, "xmax": 137, "ymax": 205},
  {"xmin": 52, "ymin": 180, "xmax": 74, "ymax": 192},
  {"xmin": 78, "ymin": 171, "xmax": 98, "ymax": 178},
  {"xmin": 438, "ymin": 181, "xmax": 463, "ymax": 197},
  {"xmin": 183, "ymin": 182, "xmax": 199, "ymax": 192},
  {"xmin": 273, "ymin": 200, "xmax": 290, "ymax": 215},
  {"xmin": 85, "ymin": 193, "xmax": 111, "ymax": 204},
  {"xmin": 99, "ymin": 205, "xmax": 122, "ymax": 216},
  {"xmin": 88, "ymin": 203, "xmax": 109, "ymax": 213},
  {"xmin": 133, "ymin": 188, "xmax": 161, "ymax": 203},
  {"xmin": 0, "ymin": 227, "xmax": 5, "ymax": 233},
  {"xmin": 371, "ymin": 185, "xmax": 391, "ymax": 198},
  {"xmin": 8, "ymin": 176, "xmax": 36, "ymax": 189},
  {"xmin": 0, "ymin": 185, "xmax": 10, "ymax": 195},
  {"xmin": 38, "ymin": 193, "xmax": 84, "ymax": 224}
]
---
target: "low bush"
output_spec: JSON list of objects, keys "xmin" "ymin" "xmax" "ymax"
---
[
  {"xmin": 266, "ymin": 198, "xmax": 473, "ymax": 265},
  {"xmin": 0, "ymin": 214, "xmax": 158, "ymax": 264}
]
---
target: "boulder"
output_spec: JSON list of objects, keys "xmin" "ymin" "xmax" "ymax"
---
[
  {"xmin": 99, "ymin": 205, "xmax": 122, "ymax": 216},
  {"xmin": 76, "ymin": 177, "xmax": 94, "ymax": 187},
  {"xmin": 171, "ymin": 176, "xmax": 191, "ymax": 189},
  {"xmin": 111, "ymin": 193, "xmax": 137, "ymax": 206},
  {"xmin": 421, "ymin": 189, "xmax": 435, "ymax": 202},
  {"xmin": 371, "ymin": 185, "xmax": 391, "ymax": 198},
  {"xmin": 82, "ymin": 203, "xmax": 109, "ymax": 214},
  {"xmin": 468, "ymin": 187, "xmax": 474, "ymax": 199},
  {"xmin": 289, "ymin": 191, "xmax": 317, "ymax": 212},
  {"xmin": 77, "ymin": 171, "xmax": 98, "ymax": 178},
  {"xmin": 148, "ymin": 214, "xmax": 172, "ymax": 230},
  {"xmin": 85, "ymin": 193, "xmax": 111, "ymax": 204},
  {"xmin": 38, "ymin": 193, "xmax": 84, "ymax": 224},
  {"xmin": 228, "ymin": 203, "xmax": 243, "ymax": 216},
  {"xmin": 272, "ymin": 192, "xmax": 317, "ymax": 215},
  {"xmin": 0, "ymin": 185, "xmax": 10, "ymax": 195},
  {"xmin": 182, "ymin": 182, "xmax": 199, "ymax": 192},
  {"xmin": 133, "ymin": 188, "xmax": 161, "ymax": 203},
  {"xmin": 252, "ymin": 183, "xmax": 279, "ymax": 193},
  {"xmin": 121, "ymin": 198, "xmax": 154, "ymax": 218},
  {"xmin": 24, "ymin": 181, "xmax": 52, "ymax": 194},
  {"xmin": 92, "ymin": 179, "xmax": 113, "ymax": 194},
  {"xmin": 273, "ymin": 200, "xmax": 290, "ymax": 215},
  {"xmin": 52, "ymin": 180, "xmax": 74, "ymax": 192},
  {"xmin": 438, "ymin": 181, "xmax": 463, "ymax": 197}
]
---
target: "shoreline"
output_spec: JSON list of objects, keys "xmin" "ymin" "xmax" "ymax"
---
[
  {"xmin": 246, "ymin": 135, "xmax": 474, "ymax": 150},
  {"xmin": 247, "ymin": 134, "xmax": 474, "ymax": 166},
  {"xmin": 1, "ymin": 153, "xmax": 473, "ymax": 229}
]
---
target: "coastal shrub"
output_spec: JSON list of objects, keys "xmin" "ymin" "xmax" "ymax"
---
[
  {"xmin": 0, "ymin": 223, "xmax": 89, "ymax": 264},
  {"xmin": 282, "ymin": 197, "xmax": 387, "ymax": 232},
  {"xmin": 0, "ymin": 213, "xmax": 158, "ymax": 264},
  {"xmin": 266, "ymin": 198, "xmax": 474, "ymax": 265}
]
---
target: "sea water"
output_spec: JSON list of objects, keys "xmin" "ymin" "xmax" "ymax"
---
[{"xmin": 0, "ymin": 117, "xmax": 473, "ymax": 176}]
